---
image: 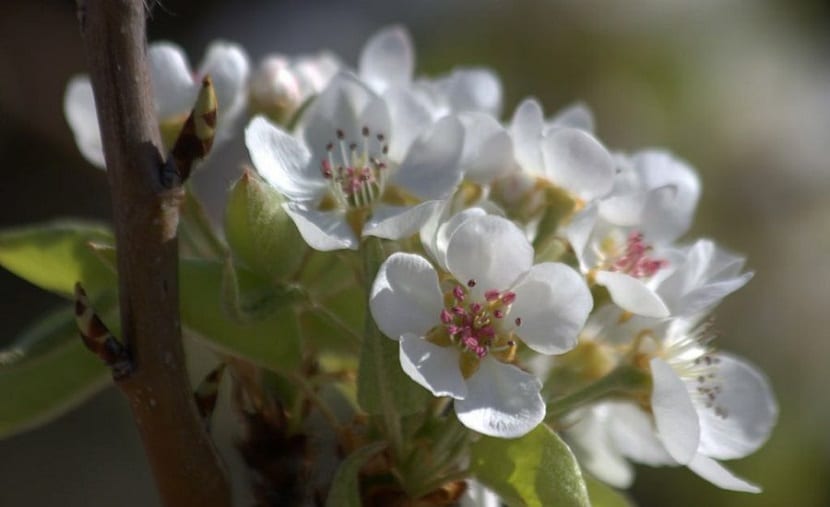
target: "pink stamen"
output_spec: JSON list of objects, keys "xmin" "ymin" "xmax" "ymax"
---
[
  {"xmin": 484, "ymin": 289, "xmax": 500, "ymax": 301},
  {"xmin": 611, "ymin": 231, "xmax": 667, "ymax": 278},
  {"xmin": 501, "ymin": 292, "xmax": 516, "ymax": 305}
]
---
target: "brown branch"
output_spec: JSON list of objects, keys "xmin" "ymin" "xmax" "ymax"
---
[{"xmin": 75, "ymin": 1, "xmax": 231, "ymax": 505}]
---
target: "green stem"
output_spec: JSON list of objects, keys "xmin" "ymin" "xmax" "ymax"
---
[
  {"xmin": 361, "ymin": 237, "xmax": 406, "ymax": 463},
  {"xmin": 547, "ymin": 365, "xmax": 650, "ymax": 418}
]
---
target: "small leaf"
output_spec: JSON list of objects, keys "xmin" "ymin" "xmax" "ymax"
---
[
  {"xmin": 0, "ymin": 305, "xmax": 113, "ymax": 438},
  {"xmin": 0, "ymin": 221, "xmax": 116, "ymax": 298},
  {"xmin": 180, "ymin": 259, "xmax": 303, "ymax": 371},
  {"xmin": 357, "ymin": 237, "xmax": 430, "ymax": 415},
  {"xmin": 585, "ymin": 475, "xmax": 636, "ymax": 507},
  {"xmin": 225, "ymin": 169, "xmax": 306, "ymax": 281},
  {"xmin": 470, "ymin": 424, "xmax": 590, "ymax": 507},
  {"xmin": 325, "ymin": 442, "xmax": 386, "ymax": 507}
]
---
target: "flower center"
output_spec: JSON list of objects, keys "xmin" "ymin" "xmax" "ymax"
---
[
  {"xmin": 596, "ymin": 230, "xmax": 667, "ymax": 278},
  {"xmin": 439, "ymin": 279, "xmax": 521, "ymax": 360},
  {"xmin": 662, "ymin": 319, "xmax": 728, "ymax": 419},
  {"xmin": 320, "ymin": 126, "xmax": 390, "ymax": 210}
]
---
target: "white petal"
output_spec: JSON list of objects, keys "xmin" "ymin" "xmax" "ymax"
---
[
  {"xmin": 687, "ymin": 454, "xmax": 761, "ymax": 493},
  {"xmin": 608, "ymin": 402, "xmax": 675, "ymax": 466},
  {"xmin": 359, "ymin": 26, "xmax": 414, "ymax": 93},
  {"xmin": 564, "ymin": 205, "xmax": 599, "ymax": 273},
  {"xmin": 446, "ymin": 216, "xmax": 533, "ymax": 297},
  {"xmin": 566, "ymin": 406, "xmax": 634, "ymax": 488},
  {"xmin": 455, "ymin": 359, "xmax": 544, "ymax": 438},
  {"xmin": 650, "ymin": 357, "xmax": 701, "ymax": 465},
  {"xmin": 301, "ymin": 73, "xmax": 372, "ymax": 159},
  {"xmin": 431, "ymin": 207, "xmax": 488, "ymax": 271},
  {"xmin": 282, "ymin": 203, "xmax": 356, "ymax": 251},
  {"xmin": 547, "ymin": 102, "xmax": 595, "ymax": 133},
  {"xmin": 294, "ymin": 51, "xmax": 341, "ymax": 93},
  {"xmin": 443, "ymin": 68, "xmax": 503, "ymax": 116},
  {"xmin": 459, "ymin": 112, "xmax": 515, "ymax": 184},
  {"xmin": 510, "ymin": 263, "xmax": 592, "ymax": 355},
  {"xmin": 363, "ymin": 201, "xmax": 440, "ymax": 240},
  {"xmin": 394, "ymin": 116, "xmax": 464, "ymax": 200},
  {"xmin": 399, "ymin": 334, "xmax": 466, "ymax": 399},
  {"xmin": 369, "ymin": 252, "xmax": 443, "ymax": 339},
  {"xmin": 383, "ymin": 87, "xmax": 432, "ymax": 160},
  {"xmin": 510, "ymin": 98, "xmax": 544, "ymax": 173},
  {"xmin": 357, "ymin": 95, "xmax": 392, "ymax": 145},
  {"xmin": 64, "ymin": 76, "xmax": 105, "ymax": 168},
  {"xmin": 632, "ymin": 150, "xmax": 701, "ymax": 242},
  {"xmin": 460, "ymin": 480, "xmax": 502, "ymax": 507},
  {"xmin": 198, "ymin": 41, "xmax": 250, "ymax": 133},
  {"xmin": 598, "ymin": 192, "xmax": 646, "ymax": 226},
  {"xmin": 697, "ymin": 354, "xmax": 777, "ymax": 460},
  {"xmin": 542, "ymin": 128, "xmax": 614, "ymax": 201},
  {"xmin": 149, "ymin": 42, "xmax": 197, "ymax": 119},
  {"xmin": 595, "ymin": 271, "xmax": 669, "ymax": 318},
  {"xmin": 245, "ymin": 116, "xmax": 323, "ymax": 201}
]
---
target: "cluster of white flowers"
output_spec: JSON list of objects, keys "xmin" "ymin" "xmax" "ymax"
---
[{"xmin": 64, "ymin": 26, "xmax": 777, "ymax": 495}]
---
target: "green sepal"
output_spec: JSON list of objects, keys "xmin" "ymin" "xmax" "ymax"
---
[
  {"xmin": 470, "ymin": 424, "xmax": 590, "ymax": 507},
  {"xmin": 325, "ymin": 442, "xmax": 387, "ymax": 507},
  {"xmin": 225, "ymin": 169, "xmax": 306, "ymax": 281},
  {"xmin": 221, "ymin": 257, "xmax": 307, "ymax": 324},
  {"xmin": 180, "ymin": 259, "xmax": 303, "ymax": 371},
  {"xmin": 0, "ymin": 221, "xmax": 116, "ymax": 298},
  {"xmin": 532, "ymin": 185, "xmax": 577, "ymax": 252}
]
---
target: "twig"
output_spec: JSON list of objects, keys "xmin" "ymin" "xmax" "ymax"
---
[{"xmin": 74, "ymin": 1, "xmax": 231, "ymax": 505}]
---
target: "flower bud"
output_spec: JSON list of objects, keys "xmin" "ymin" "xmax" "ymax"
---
[{"xmin": 224, "ymin": 168, "xmax": 306, "ymax": 281}]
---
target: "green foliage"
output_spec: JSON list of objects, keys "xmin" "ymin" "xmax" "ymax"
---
[
  {"xmin": 325, "ymin": 442, "xmax": 386, "ymax": 507},
  {"xmin": 585, "ymin": 475, "xmax": 636, "ymax": 507},
  {"xmin": 470, "ymin": 424, "xmax": 590, "ymax": 507},
  {"xmin": 225, "ymin": 170, "xmax": 306, "ymax": 281},
  {"xmin": 0, "ymin": 305, "xmax": 112, "ymax": 438},
  {"xmin": 356, "ymin": 238, "xmax": 429, "ymax": 415},
  {"xmin": 0, "ymin": 221, "xmax": 116, "ymax": 298},
  {"xmin": 180, "ymin": 259, "xmax": 303, "ymax": 371}
]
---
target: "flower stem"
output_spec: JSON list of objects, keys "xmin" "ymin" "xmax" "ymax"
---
[{"xmin": 547, "ymin": 365, "xmax": 651, "ymax": 418}]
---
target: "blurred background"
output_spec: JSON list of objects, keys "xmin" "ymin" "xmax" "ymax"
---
[{"xmin": 1, "ymin": 0, "xmax": 829, "ymax": 505}]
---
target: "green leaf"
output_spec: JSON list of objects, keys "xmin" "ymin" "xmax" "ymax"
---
[
  {"xmin": 325, "ymin": 442, "xmax": 386, "ymax": 507},
  {"xmin": 180, "ymin": 259, "xmax": 303, "ymax": 371},
  {"xmin": 0, "ymin": 221, "xmax": 116, "ymax": 298},
  {"xmin": 585, "ymin": 475, "xmax": 636, "ymax": 507},
  {"xmin": 356, "ymin": 238, "xmax": 430, "ymax": 415},
  {"xmin": 470, "ymin": 424, "xmax": 590, "ymax": 507},
  {"xmin": 0, "ymin": 305, "xmax": 112, "ymax": 438},
  {"xmin": 225, "ymin": 170, "xmax": 306, "ymax": 281}
]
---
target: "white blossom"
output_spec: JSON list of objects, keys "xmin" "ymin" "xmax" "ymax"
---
[
  {"xmin": 370, "ymin": 214, "xmax": 592, "ymax": 437},
  {"xmin": 245, "ymin": 73, "xmax": 464, "ymax": 250},
  {"xmin": 65, "ymin": 40, "xmax": 250, "ymax": 168}
]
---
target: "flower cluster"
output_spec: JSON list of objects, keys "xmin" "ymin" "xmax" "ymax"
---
[{"xmin": 64, "ymin": 25, "xmax": 777, "ymax": 499}]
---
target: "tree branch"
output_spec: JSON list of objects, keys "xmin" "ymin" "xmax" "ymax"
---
[{"xmin": 75, "ymin": 1, "xmax": 231, "ymax": 505}]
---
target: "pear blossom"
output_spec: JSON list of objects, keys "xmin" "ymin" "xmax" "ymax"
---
[
  {"xmin": 249, "ymin": 51, "xmax": 341, "ymax": 124},
  {"xmin": 565, "ymin": 151, "xmax": 701, "ymax": 318},
  {"xmin": 65, "ymin": 40, "xmax": 250, "ymax": 168},
  {"xmin": 490, "ymin": 98, "xmax": 615, "ymax": 218},
  {"xmin": 245, "ymin": 73, "xmax": 464, "ymax": 251},
  {"xmin": 370, "ymin": 215, "xmax": 592, "ymax": 437},
  {"xmin": 358, "ymin": 25, "xmax": 503, "ymax": 120},
  {"xmin": 566, "ymin": 316, "xmax": 777, "ymax": 492}
]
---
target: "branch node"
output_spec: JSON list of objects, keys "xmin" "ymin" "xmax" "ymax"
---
[{"xmin": 74, "ymin": 282, "xmax": 134, "ymax": 380}]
